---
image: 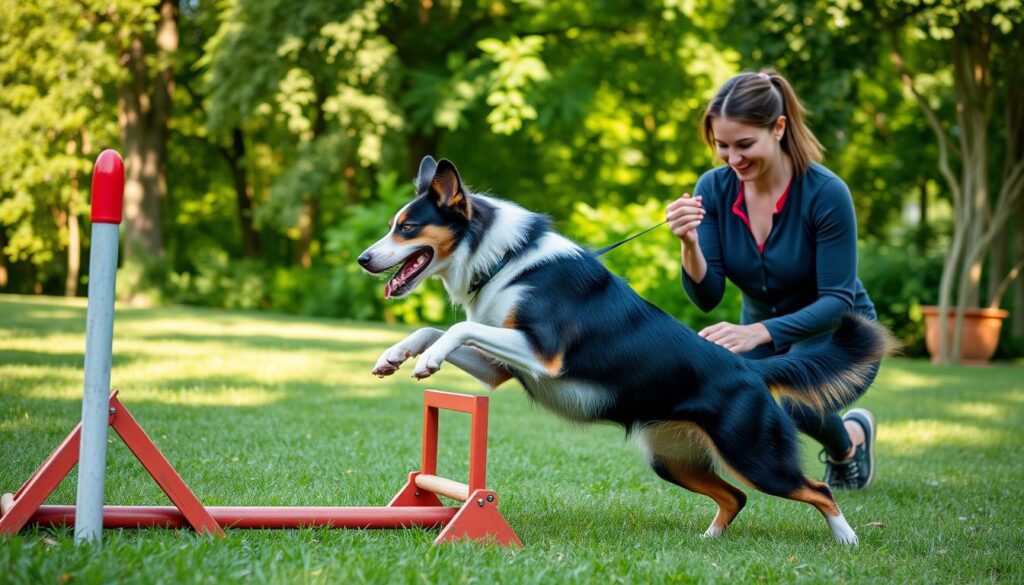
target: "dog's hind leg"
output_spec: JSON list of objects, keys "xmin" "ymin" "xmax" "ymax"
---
[
  {"xmin": 703, "ymin": 404, "xmax": 859, "ymax": 546},
  {"xmin": 651, "ymin": 457, "xmax": 747, "ymax": 538},
  {"xmin": 779, "ymin": 479, "xmax": 858, "ymax": 546},
  {"xmin": 718, "ymin": 456, "xmax": 858, "ymax": 545}
]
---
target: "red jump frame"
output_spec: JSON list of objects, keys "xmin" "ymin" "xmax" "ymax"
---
[{"xmin": 0, "ymin": 390, "xmax": 521, "ymax": 547}]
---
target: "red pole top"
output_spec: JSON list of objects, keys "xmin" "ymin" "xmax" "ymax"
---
[{"xmin": 90, "ymin": 150, "xmax": 124, "ymax": 224}]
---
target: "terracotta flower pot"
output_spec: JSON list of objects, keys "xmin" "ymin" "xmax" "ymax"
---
[{"xmin": 921, "ymin": 306, "xmax": 1010, "ymax": 364}]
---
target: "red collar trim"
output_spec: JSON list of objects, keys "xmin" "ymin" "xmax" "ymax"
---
[{"xmin": 731, "ymin": 177, "xmax": 794, "ymax": 253}]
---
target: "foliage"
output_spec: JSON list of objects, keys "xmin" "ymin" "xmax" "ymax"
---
[
  {"xmin": 857, "ymin": 235, "xmax": 946, "ymax": 355},
  {"xmin": 0, "ymin": 0, "xmax": 120, "ymax": 279},
  {"xmin": 0, "ymin": 1, "xmax": 1020, "ymax": 357}
]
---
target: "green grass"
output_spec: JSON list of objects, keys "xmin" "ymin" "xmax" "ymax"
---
[{"xmin": 1, "ymin": 294, "xmax": 1022, "ymax": 584}]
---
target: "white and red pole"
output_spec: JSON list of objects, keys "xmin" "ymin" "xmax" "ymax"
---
[{"xmin": 74, "ymin": 150, "xmax": 124, "ymax": 545}]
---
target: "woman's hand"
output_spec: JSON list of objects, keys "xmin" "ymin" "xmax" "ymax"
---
[
  {"xmin": 666, "ymin": 194, "xmax": 704, "ymax": 247},
  {"xmin": 698, "ymin": 322, "xmax": 772, "ymax": 353}
]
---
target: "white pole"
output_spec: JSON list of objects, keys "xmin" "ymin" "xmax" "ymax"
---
[{"xmin": 75, "ymin": 150, "xmax": 124, "ymax": 546}]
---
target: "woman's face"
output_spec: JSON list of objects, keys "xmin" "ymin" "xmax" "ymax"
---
[{"xmin": 711, "ymin": 116, "xmax": 786, "ymax": 182}]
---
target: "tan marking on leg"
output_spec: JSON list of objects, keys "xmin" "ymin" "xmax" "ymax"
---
[
  {"xmin": 783, "ymin": 480, "xmax": 841, "ymax": 517},
  {"xmin": 503, "ymin": 311, "xmax": 516, "ymax": 329},
  {"xmin": 645, "ymin": 421, "xmax": 759, "ymax": 489},
  {"xmin": 662, "ymin": 460, "xmax": 747, "ymax": 535}
]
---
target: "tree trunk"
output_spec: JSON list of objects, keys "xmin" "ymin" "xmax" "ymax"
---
[
  {"xmin": 31, "ymin": 264, "xmax": 41, "ymax": 295},
  {"xmin": 66, "ymin": 168, "xmax": 81, "ymax": 297},
  {"xmin": 293, "ymin": 87, "xmax": 329, "ymax": 268},
  {"xmin": 1005, "ymin": 42, "xmax": 1024, "ymax": 337},
  {"xmin": 987, "ymin": 224, "xmax": 1006, "ymax": 305},
  {"xmin": 948, "ymin": 18, "xmax": 994, "ymax": 362},
  {"xmin": 226, "ymin": 127, "xmax": 261, "ymax": 259},
  {"xmin": 916, "ymin": 178, "xmax": 930, "ymax": 252},
  {"xmin": 1014, "ymin": 216, "xmax": 1024, "ymax": 337},
  {"xmin": 0, "ymin": 230, "xmax": 8, "ymax": 289},
  {"xmin": 296, "ymin": 198, "xmax": 318, "ymax": 268},
  {"xmin": 118, "ymin": 0, "xmax": 177, "ymax": 266}
]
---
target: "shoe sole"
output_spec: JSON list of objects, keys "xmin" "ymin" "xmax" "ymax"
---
[{"xmin": 844, "ymin": 408, "xmax": 876, "ymax": 488}]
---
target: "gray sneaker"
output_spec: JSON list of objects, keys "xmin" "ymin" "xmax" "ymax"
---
[{"xmin": 822, "ymin": 408, "xmax": 877, "ymax": 490}]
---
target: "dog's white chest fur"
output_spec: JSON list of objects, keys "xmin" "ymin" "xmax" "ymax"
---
[{"xmin": 521, "ymin": 377, "xmax": 611, "ymax": 422}]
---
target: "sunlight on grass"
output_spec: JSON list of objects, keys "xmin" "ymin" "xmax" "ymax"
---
[
  {"xmin": 0, "ymin": 336, "xmax": 87, "ymax": 353},
  {"xmin": 0, "ymin": 412, "xmax": 33, "ymax": 432},
  {"xmin": 2, "ymin": 295, "xmax": 87, "ymax": 307},
  {"xmin": 1004, "ymin": 390, "xmax": 1024, "ymax": 403},
  {"xmin": 23, "ymin": 308, "xmax": 85, "ymax": 322},
  {"xmin": 879, "ymin": 369, "xmax": 943, "ymax": 391},
  {"xmin": 946, "ymin": 401, "xmax": 1004, "ymax": 421},
  {"xmin": 0, "ymin": 366, "xmax": 81, "ymax": 390},
  {"xmin": 336, "ymin": 387, "xmax": 398, "ymax": 399},
  {"xmin": 881, "ymin": 419, "xmax": 1006, "ymax": 454},
  {"xmin": 119, "ymin": 317, "xmax": 405, "ymax": 345}
]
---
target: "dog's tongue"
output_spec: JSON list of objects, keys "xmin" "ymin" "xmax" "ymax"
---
[{"xmin": 383, "ymin": 251, "xmax": 429, "ymax": 300}]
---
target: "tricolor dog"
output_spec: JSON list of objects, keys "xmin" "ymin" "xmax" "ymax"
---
[{"xmin": 358, "ymin": 156, "xmax": 890, "ymax": 545}]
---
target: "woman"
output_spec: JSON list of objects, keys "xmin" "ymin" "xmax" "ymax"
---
[{"xmin": 666, "ymin": 69, "xmax": 879, "ymax": 489}]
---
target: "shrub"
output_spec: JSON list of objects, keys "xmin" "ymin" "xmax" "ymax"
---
[{"xmin": 857, "ymin": 238, "xmax": 945, "ymax": 356}]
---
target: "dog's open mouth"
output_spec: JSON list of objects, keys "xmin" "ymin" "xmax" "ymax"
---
[{"xmin": 384, "ymin": 247, "xmax": 434, "ymax": 299}]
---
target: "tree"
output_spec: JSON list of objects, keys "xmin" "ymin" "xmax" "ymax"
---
[
  {"xmin": 874, "ymin": 0, "xmax": 1024, "ymax": 363},
  {"xmin": 205, "ymin": 0, "xmax": 404, "ymax": 268},
  {"xmin": 117, "ymin": 0, "xmax": 179, "ymax": 268},
  {"xmin": 0, "ymin": 0, "xmax": 120, "ymax": 295}
]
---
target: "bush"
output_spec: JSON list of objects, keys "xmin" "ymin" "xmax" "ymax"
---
[
  {"xmin": 857, "ymin": 238, "xmax": 945, "ymax": 356},
  {"xmin": 164, "ymin": 249, "xmax": 268, "ymax": 310}
]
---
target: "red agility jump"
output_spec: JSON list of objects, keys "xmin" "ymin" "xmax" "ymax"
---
[
  {"xmin": 0, "ymin": 389, "xmax": 521, "ymax": 546},
  {"xmin": 0, "ymin": 150, "xmax": 519, "ymax": 547}
]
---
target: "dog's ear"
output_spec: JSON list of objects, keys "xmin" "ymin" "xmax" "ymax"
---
[
  {"xmin": 430, "ymin": 159, "xmax": 471, "ymax": 218},
  {"xmin": 416, "ymin": 155, "xmax": 437, "ymax": 194}
]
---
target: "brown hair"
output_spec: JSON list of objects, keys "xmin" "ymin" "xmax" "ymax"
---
[{"xmin": 700, "ymin": 69, "xmax": 824, "ymax": 176}]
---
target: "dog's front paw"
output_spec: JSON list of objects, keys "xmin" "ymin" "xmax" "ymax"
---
[
  {"xmin": 371, "ymin": 346, "xmax": 411, "ymax": 377},
  {"xmin": 412, "ymin": 352, "xmax": 442, "ymax": 379}
]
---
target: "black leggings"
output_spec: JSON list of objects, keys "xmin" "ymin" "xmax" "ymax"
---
[{"xmin": 743, "ymin": 338, "xmax": 880, "ymax": 460}]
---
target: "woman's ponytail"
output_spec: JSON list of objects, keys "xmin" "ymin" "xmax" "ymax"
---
[
  {"xmin": 701, "ymin": 69, "xmax": 824, "ymax": 176},
  {"xmin": 767, "ymin": 72, "xmax": 824, "ymax": 176}
]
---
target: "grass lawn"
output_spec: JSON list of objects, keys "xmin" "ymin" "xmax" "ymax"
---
[{"xmin": 1, "ymin": 294, "xmax": 1022, "ymax": 584}]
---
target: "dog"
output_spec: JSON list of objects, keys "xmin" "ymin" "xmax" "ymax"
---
[{"xmin": 357, "ymin": 156, "xmax": 890, "ymax": 545}]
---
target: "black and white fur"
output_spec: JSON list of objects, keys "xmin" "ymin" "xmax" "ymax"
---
[{"xmin": 358, "ymin": 156, "xmax": 891, "ymax": 545}]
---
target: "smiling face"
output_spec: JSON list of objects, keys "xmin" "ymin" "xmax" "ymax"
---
[
  {"xmin": 711, "ymin": 116, "xmax": 787, "ymax": 183},
  {"xmin": 357, "ymin": 157, "xmax": 472, "ymax": 299}
]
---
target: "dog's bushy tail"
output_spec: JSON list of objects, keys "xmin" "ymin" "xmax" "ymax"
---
[{"xmin": 752, "ymin": 314, "xmax": 897, "ymax": 414}]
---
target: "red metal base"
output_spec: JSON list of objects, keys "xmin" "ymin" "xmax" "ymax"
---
[
  {"xmin": 0, "ymin": 391, "xmax": 221, "ymax": 536},
  {"xmin": 24, "ymin": 505, "xmax": 458, "ymax": 529},
  {"xmin": 1, "ymin": 390, "xmax": 521, "ymax": 547}
]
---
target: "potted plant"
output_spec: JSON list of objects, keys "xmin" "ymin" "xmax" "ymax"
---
[{"xmin": 920, "ymin": 306, "xmax": 1010, "ymax": 364}]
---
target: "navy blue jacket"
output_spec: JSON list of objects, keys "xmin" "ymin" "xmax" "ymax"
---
[{"xmin": 682, "ymin": 163, "xmax": 876, "ymax": 351}]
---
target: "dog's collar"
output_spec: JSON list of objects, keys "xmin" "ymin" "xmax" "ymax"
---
[{"xmin": 468, "ymin": 250, "xmax": 517, "ymax": 298}]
